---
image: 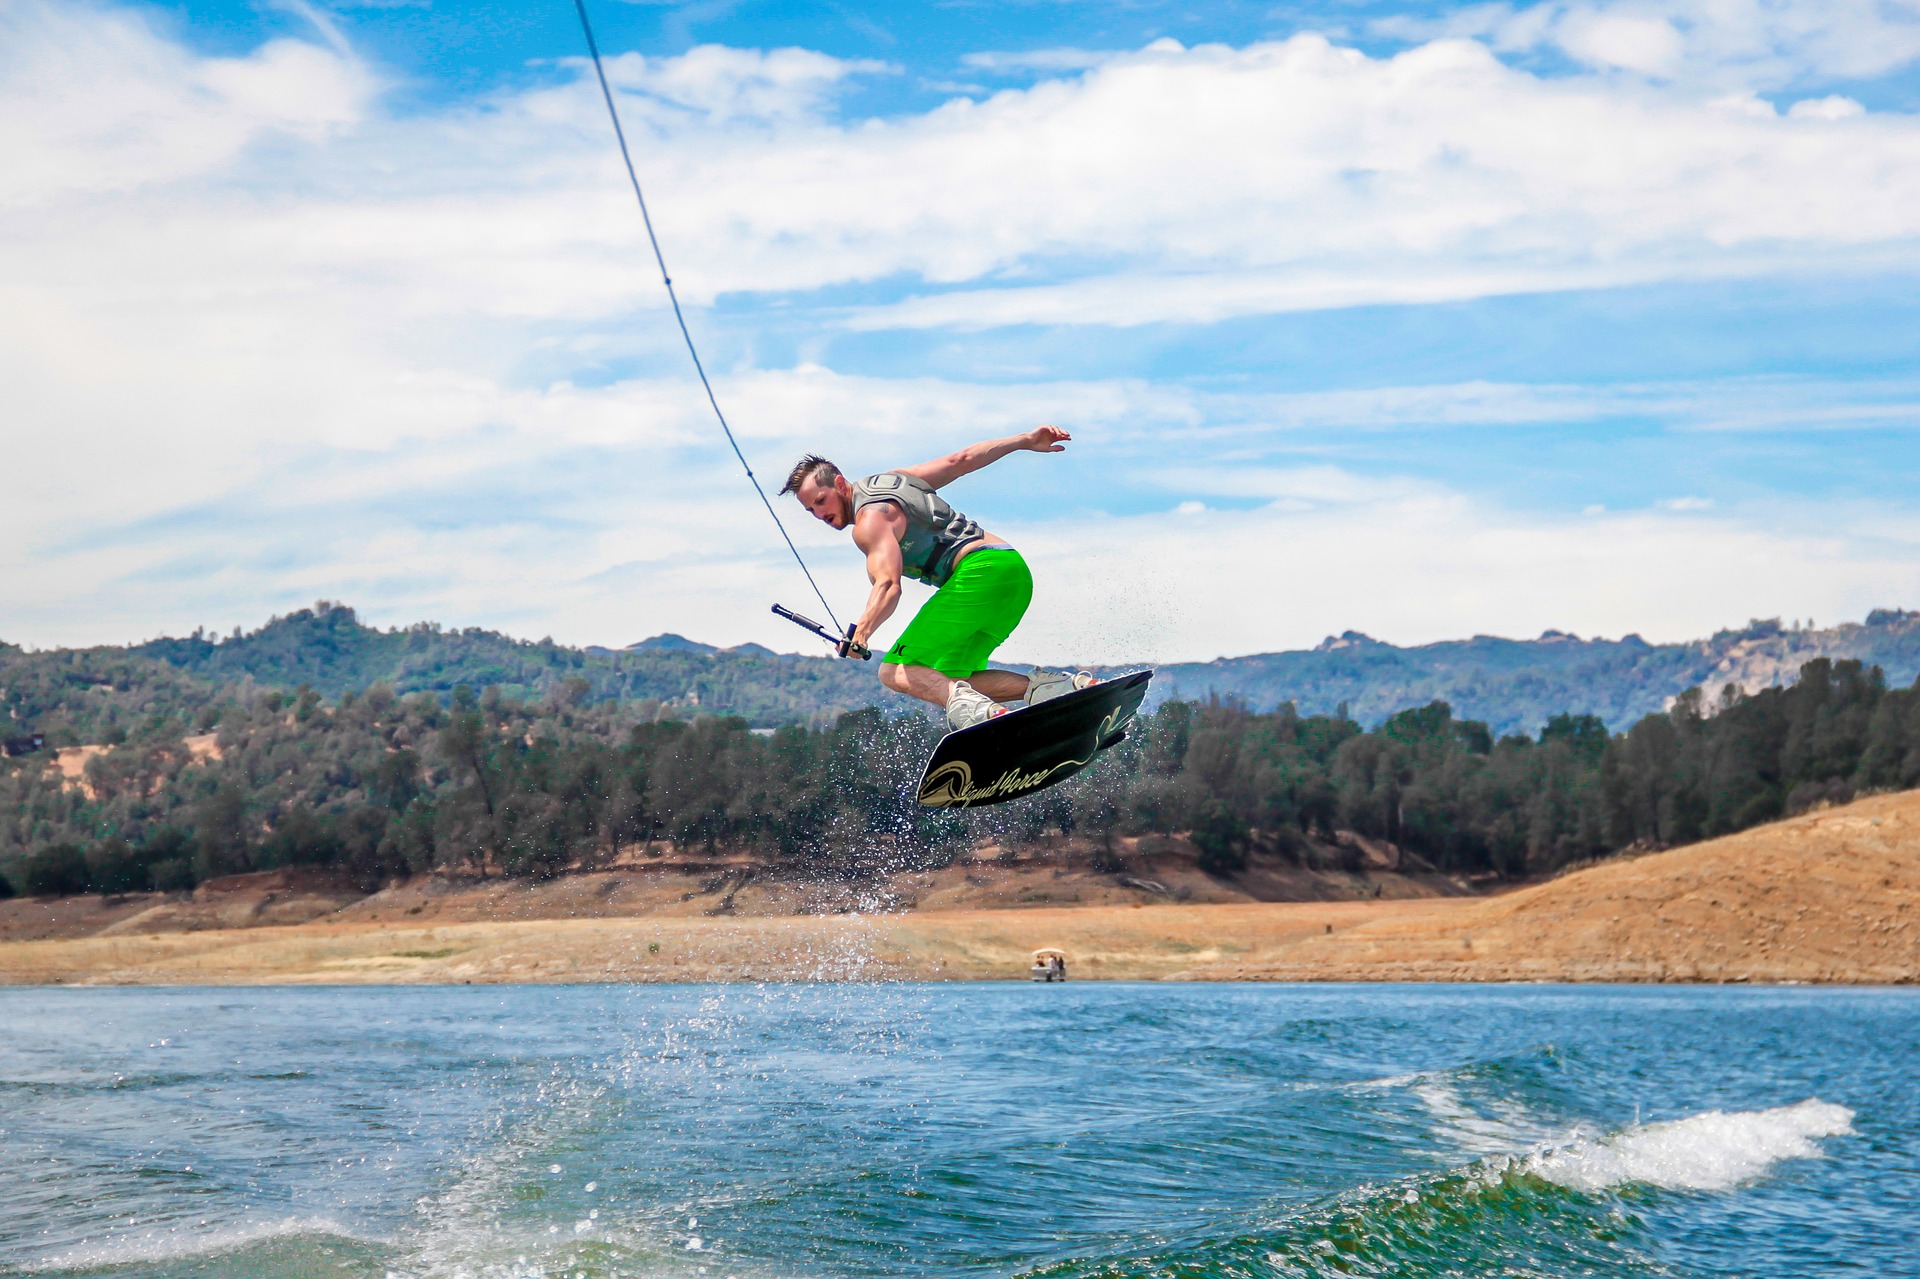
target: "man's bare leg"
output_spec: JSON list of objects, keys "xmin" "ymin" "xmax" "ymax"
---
[
  {"xmin": 879, "ymin": 662, "xmax": 1031, "ymax": 707},
  {"xmin": 967, "ymin": 669, "xmax": 1032, "ymax": 703},
  {"xmin": 879, "ymin": 662, "xmax": 953, "ymax": 707}
]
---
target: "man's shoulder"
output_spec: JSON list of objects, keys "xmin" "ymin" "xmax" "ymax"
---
[
  {"xmin": 860, "ymin": 469, "xmax": 939, "ymax": 492},
  {"xmin": 851, "ymin": 500, "xmax": 904, "ymax": 550},
  {"xmin": 853, "ymin": 470, "xmax": 929, "ymax": 501},
  {"xmin": 853, "ymin": 494, "xmax": 905, "ymax": 524}
]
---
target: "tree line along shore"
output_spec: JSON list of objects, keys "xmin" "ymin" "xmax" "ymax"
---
[{"xmin": 4, "ymin": 646, "xmax": 1918, "ymax": 903}]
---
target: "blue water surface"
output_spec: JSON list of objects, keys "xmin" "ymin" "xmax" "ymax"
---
[{"xmin": 1, "ymin": 983, "xmax": 1914, "ymax": 1278}]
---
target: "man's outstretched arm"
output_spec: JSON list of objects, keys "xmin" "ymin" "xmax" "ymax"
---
[{"xmin": 896, "ymin": 426, "xmax": 1071, "ymax": 489}]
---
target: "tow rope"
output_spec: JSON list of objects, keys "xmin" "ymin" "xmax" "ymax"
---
[{"xmin": 570, "ymin": 0, "xmax": 846, "ymax": 636}]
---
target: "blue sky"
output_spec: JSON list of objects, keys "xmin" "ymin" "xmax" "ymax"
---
[{"xmin": 4, "ymin": 0, "xmax": 1920, "ymax": 661}]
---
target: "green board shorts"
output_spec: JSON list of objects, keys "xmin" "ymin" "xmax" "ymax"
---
[{"xmin": 884, "ymin": 546, "xmax": 1033, "ymax": 678}]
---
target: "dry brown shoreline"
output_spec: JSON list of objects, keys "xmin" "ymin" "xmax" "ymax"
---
[{"xmin": 3, "ymin": 791, "xmax": 1916, "ymax": 986}]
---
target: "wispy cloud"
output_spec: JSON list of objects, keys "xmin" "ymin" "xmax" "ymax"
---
[
  {"xmin": 0, "ymin": 0, "xmax": 373, "ymax": 206},
  {"xmin": 959, "ymin": 47, "xmax": 1118, "ymax": 71},
  {"xmin": 1371, "ymin": 0, "xmax": 1920, "ymax": 88}
]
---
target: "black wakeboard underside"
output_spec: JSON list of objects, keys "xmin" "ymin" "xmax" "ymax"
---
[{"xmin": 915, "ymin": 670, "xmax": 1154, "ymax": 809}]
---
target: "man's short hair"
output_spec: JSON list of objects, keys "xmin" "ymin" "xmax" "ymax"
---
[{"xmin": 780, "ymin": 455, "xmax": 841, "ymax": 497}]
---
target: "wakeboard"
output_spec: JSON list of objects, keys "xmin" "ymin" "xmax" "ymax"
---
[{"xmin": 915, "ymin": 670, "xmax": 1154, "ymax": 809}]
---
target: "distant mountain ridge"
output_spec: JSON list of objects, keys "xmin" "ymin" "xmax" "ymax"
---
[
  {"xmin": 1145, "ymin": 610, "xmax": 1920, "ymax": 734},
  {"xmin": 0, "ymin": 605, "xmax": 879, "ymax": 746},
  {"xmin": 3, "ymin": 603, "xmax": 1917, "ymax": 741},
  {"xmin": 621, "ymin": 633, "xmax": 715, "ymax": 654}
]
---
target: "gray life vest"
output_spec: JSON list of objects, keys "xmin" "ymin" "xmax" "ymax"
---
[{"xmin": 849, "ymin": 471, "xmax": 985, "ymax": 587}]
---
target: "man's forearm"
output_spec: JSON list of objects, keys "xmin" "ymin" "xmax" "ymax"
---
[
  {"xmin": 855, "ymin": 579, "xmax": 901, "ymax": 644},
  {"xmin": 944, "ymin": 433, "xmax": 1030, "ymax": 480},
  {"xmin": 901, "ymin": 430, "xmax": 1045, "ymax": 489}
]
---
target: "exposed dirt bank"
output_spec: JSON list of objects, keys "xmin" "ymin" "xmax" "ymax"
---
[
  {"xmin": 1, "ymin": 792, "xmax": 1913, "ymax": 985},
  {"xmin": 0, "ymin": 831, "xmax": 1466, "ymax": 944},
  {"xmin": 1182, "ymin": 789, "xmax": 1920, "ymax": 984},
  {"xmin": 0, "ymin": 901, "xmax": 1458, "ymax": 986}
]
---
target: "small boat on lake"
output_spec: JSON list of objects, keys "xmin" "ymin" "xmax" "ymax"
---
[{"xmin": 1030, "ymin": 948, "xmax": 1068, "ymax": 982}]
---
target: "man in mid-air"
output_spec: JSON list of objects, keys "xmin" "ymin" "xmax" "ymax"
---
[{"xmin": 781, "ymin": 427, "xmax": 1097, "ymax": 732}]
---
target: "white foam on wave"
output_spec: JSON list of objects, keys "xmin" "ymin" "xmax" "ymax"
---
[
  {"xmin": 1414, "ymin": 1081, "xmax": 1563, "ymax": 1156},
  {"xmin": 1526, "ymin": 1099, "xmax": 1855, "ymax": 1192},
  {"xmin": 34, "ymin": 1215, "xmax": 372, "ymax": 1272}
]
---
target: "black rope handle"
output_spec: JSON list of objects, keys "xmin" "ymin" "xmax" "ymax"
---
[{"xmin": 772, "ymin": 604, "xmax": 871, "ymax": 660}]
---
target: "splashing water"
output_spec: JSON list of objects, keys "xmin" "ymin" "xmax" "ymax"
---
[{"xmin": 1526, "ymin": 1098, "xmax": 1855, "ymax": 1192}]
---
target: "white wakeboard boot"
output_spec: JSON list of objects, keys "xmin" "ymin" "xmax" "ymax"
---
[
  {"xmin": 1025, "ymin": 667, "xmax": 1100, "ymax": 707},
  {"xmin": 945, "ymin": 681, "xmax": 1009, "ymax": 732}
]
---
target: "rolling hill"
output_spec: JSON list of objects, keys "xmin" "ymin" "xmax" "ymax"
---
[
  {"xmin": 3, "ymin": 602, "xmax": 1918, "ymax": 743},
  {"xmin": 1149, "ymin": 609, "xmax": 1920, "ymax": 733}
]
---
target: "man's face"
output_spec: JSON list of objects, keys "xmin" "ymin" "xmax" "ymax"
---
[{"xmin": 795, "ymin": 474, "xmax": 853, "ymax": 529}]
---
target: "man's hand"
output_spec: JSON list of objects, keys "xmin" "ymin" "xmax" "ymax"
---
[
  {"xmin": 1023, "ymin": 425, "xmax": 1071, "ymax": 452},
  {"xmin": 837, "ymin": 625, "xmax": 873, "ymax": 660}
]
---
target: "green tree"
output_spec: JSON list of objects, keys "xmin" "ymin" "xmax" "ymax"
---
[
  {"xmin": 192, "ymin": 786, "xmax": 252, "ymax": 880},
  {"xmin": 25, "ymin": 843, "xmax": 89, "ymax": 896},
  {"xmin": 257, "ymin": 807, "xmax": 343, "ymax": 869},
  {"xmin": 143, "ymin": 828, "xmax": 197, "ymax": 892},
  {"xmin": 85, "ymin": 839, "xmax": 149, "ymax": 895}
]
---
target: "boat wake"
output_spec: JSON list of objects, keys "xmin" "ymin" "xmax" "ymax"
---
[
  {"xmin": 1526, "ymin": 1098, "xmax": 1854, "ymax": 1193},
  {"xmin": 1019, "ymin": 1096, "xmax": 1856, "ymax": 1279},
  {"xmin": 17, "ymin": 1089, "xmax": 1857, "ymax": 1279}
]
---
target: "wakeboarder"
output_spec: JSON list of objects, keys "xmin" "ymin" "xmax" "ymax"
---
[{"xmin": 780, "ymin": 429, "xmax": 1099, "ymax": 732}]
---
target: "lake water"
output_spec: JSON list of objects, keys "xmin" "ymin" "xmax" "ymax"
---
[{"xmin": 1, "ymin": 981, "xmax": 1914, "ymax": 1278}]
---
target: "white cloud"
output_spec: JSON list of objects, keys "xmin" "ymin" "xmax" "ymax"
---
[
  {"xmin": 0, "ymin": 0, "xmax": 373, "ymax": 206},
  {"xmin": 740, "ymin": 36, "xmax": 1920, "ymax": 321},
  {"xmin": 12, "ymin": 8, "xmax": 1920, "ymax": 344},
  {"xmin": 1010, "ymin": 476, "xmax": 1920, "ymax": 664},
  {"xmin": 592, "ymin": 44, "xmax": 893, "ymax": 124},
  {"xmin": 847, "ymin": 260, "xmax": 1711, "ymax": 330},
  {"xmin": 1789, "ymin": 94, "xmax": 1867, "ymax": 120},
  {"xmin": 1556, "ymin": 11, "xmax": 1685, "ymax": 73},
  {"xmin": 1374, "ymin": 0, "xmax": 1920, "ymax": 89}
]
